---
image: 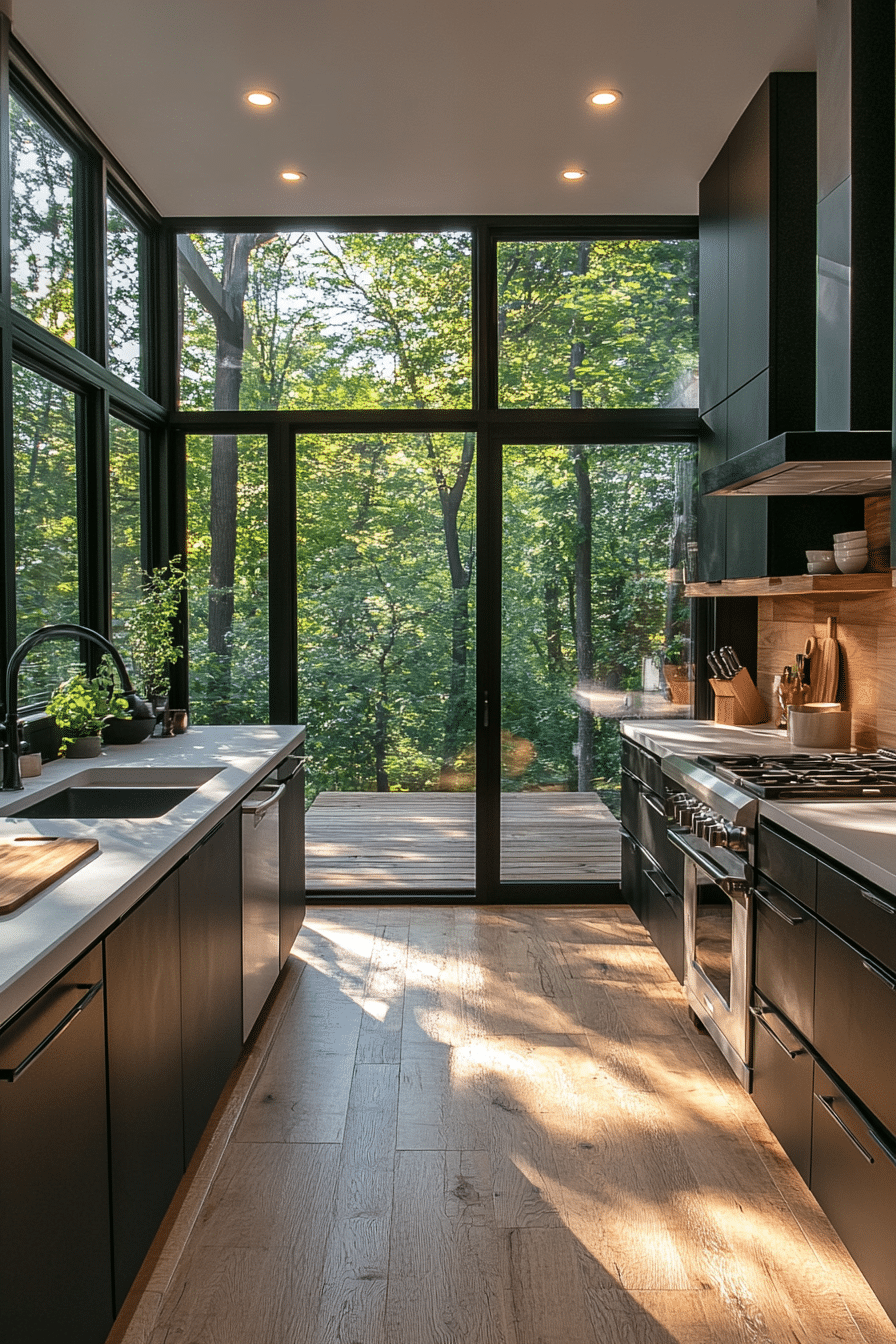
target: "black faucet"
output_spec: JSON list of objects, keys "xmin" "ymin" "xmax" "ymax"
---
[{"xmin": 1, "ymin": 623, "xmax": 153, "ymax": 790}]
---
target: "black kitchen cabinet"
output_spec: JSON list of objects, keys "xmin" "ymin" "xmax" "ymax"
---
[
  {"xmin": 750, "ymin": 993, "xmax": 814, "ymax": 1186},
  {"xmin": 277, "ymin": 752, "xmax": 306, "ymax": 964},
  {"xmin": 811, "ymin": 1061, "xmax": 896, "ymax": 1327},
  {"xmin": 179, "ymin": 807, "xmax": 244, "ymax": 1161},
  {"xmin": 621, "ymin": 740, "xmax": 685, "ymax": 981},
  {"xmin": 813, "ymin": 921, "xmax": 896, "ymax": 1140},
  {"xmin": 696, "ymin": 72, "xmax": 859, "ymax": 581},
  {"xmin": 0, "ymin": 945, "xmax": 113, "ymax": 1344},
  {"xmin": 753, "ymin": 875, "xmax": 817, "ymax": 1041},
  {"xmin": 105, "ymin": 872, "xmax": 184, "ymax": 1311}
]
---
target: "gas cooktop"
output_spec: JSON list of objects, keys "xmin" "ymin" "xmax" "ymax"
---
[{"xmin": 695, "ymin": 750, "xmax": 896, "ymax": 800}]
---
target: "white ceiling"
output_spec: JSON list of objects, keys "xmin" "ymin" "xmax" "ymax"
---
[{"xmin": 12, "ymin": 0, "xmax": 816, "ymax": 218}]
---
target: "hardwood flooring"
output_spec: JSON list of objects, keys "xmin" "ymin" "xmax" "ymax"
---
[
  {"xmin": 112, "ymin": 905, "xmax": 896, "ymax": 1344},
  {"xmin": 305, "ymin": 792, "xmax": 622, "ymax": 891}
]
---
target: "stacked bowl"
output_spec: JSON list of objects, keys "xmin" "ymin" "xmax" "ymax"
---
[
  {"xmin": 806, "ymin": 548, "xmax": 836, "ymax": 574},
  {"xmin": 833, "ymin": 529, "xmax": 868, "ymax": 573}
]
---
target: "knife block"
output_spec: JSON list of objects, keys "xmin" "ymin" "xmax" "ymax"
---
[{"xmin": 710, "ymin": 668, "xmax": 767, "ymax": 726}]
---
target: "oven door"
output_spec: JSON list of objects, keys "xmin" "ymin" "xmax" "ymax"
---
[{"xmin": 670, "ymin": 829, "xmax": 753, "ymax": 1089}]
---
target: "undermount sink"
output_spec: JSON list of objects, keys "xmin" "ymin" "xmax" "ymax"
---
[
  {"xmin": 4, "ymin": 767, "xmax": 224, "ymax": 820},
  {"xmin": 13, "ymin": 786, "xmax": 198, "ymax": 819}
]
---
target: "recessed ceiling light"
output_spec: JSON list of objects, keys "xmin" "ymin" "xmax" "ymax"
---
[
  {"xmin": 280, "ymin": 170, "xmax": 304, "ymax": 182},
  {"xmin": 562, "ymin": 169, "xmax": 587, "ymax": 181},
  {"xmin": 589, "ymin": 89, "xmax": 621, "ymax": 107},
  {"xmin": 245, "ymin": 90, "xmax": 278, "ymax": 108}
]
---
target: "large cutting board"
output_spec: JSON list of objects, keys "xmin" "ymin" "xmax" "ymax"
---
[{"xmin": 0, "ymin": 836, "xmax": 99, "ymax": 914}]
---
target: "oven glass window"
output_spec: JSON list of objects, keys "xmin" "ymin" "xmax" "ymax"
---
[{"xmin": 694, "ymin": 876, "xmax": 732, "ymax": 1004}]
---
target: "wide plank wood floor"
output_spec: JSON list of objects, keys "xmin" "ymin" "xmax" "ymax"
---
[
  {"xmin": 114, "ymin": 905, "xmax": 896, "ymax": 1344},
  {"xmin": 306, "ymin": 792, "xmax": 621, "ymax": 891}
]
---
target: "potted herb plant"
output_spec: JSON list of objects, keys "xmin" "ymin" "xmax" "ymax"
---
[
  {"xmin": 124, "ymin": 557, "xmax": 188, "ymax": 724},
  {"xmin": 46, "ymin": 657, "xmax": 130, "ymax": 757}
]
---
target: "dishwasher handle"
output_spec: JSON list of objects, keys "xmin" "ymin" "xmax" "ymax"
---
[{"xmin": 242, "ymin": 783, "xmax": 285, "ymax": 820}]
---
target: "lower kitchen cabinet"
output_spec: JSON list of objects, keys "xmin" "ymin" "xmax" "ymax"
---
[
  {"xmin": 621, "ymin": 829, "xmax": 643, "ymax": 921},
  {"xmin": 750, "ymin": 993, "xmax": 813, "ymax": 1185},
  {"xmin": 0, "ymin": 945, "xmax": 113, "ymax": 1344},
  {"xmin": 180, "ymin": 806, "xmax": 244, "ymax": 1161},
  {"xmin": 642, "ymin": 859, "xmax": 685, "ymax": 983},
  {"xmin": 105, "ymin": 871, "xmax": 184, "ymax": 1312},
  {"xmin": 277, "ymin": 753, "xmax": 306, "ymax": 964},
  {"xmin": 811, "ymin": 1062, "xmax": 896, "ymax": 1326}
]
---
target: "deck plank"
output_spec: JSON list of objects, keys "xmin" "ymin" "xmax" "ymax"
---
[{"xmin": 306, "ymin": 791, "xmax": 621, "ymax": 890}]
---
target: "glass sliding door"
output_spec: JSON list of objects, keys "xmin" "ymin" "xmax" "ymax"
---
[
  {"xmin": 500, "ymin": 441, "xmax": 695, "ymax": 886},
  {"xmin": 297, "ymin": 431, "xmax": 476, "ymax": 893}
]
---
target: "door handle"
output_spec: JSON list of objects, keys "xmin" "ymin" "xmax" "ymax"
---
[
  {"xmin": 753, "ymin": 887, "xmax": 805, "ymax": 927},
  {"xmin": 861, "ymin": 957, "xmax": 896, "ymax": 992},
  {"xmin": 750, "ymin": 1005, "xmax": 805, "ymax": 1059},
  {"xmin": 242, "ymin": 783, "xmax": 286, "ymax": 819},
  {"xmin": 0, "ymin": 981, "xmax": 103, "ymax": 1082},
  {"xmin": 815, "ymin": 1094, "xmax": 875, "ymax": 1164}
]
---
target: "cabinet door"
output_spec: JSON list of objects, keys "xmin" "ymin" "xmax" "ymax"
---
[
  {"xmin": 752, "ymin": 878, "xmax": 816, "ymax": 1041},
  {"xmin": 180, "ymin": 808, "xmax": 243, "ymax": 1161},
  {"xmin": 0, "ymin": 945, "xmax": 113, "ymax": 1344},
  {"xmin": 643, "ymin": 862, "xmax": 685, "ymax": 983},
  {"xmin": 621, "ymin": 829, "xmax": 642, "ymax": 922},
  {"xmin": 814, "ymin": 922, "xmax": 896, "ymax": 1138},
  {"xmin": 812, "ymin": 1063, "xmax": 896, "ymax": 1327},
  {"xmin": 105, "ymin": 872, "xmax": 183, "ymax": 1311},
  {"xmin": 279, "ymin": 759, "xmax": 306, "ymax": 964},
  {"xmin": 750, "ymin": 994, "xmax": 813, "ymax": 1186}
]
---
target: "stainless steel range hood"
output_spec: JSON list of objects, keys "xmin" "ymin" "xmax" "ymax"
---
[{"xmin": 702, "ymin": 431, "xmax": 892, "ymax": 496}]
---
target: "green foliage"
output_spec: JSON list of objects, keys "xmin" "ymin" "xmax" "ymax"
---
[
  {"xmin": 46, "ymin": 657, "xmax": 129, "ymax": 749},
  {"xmin": 126, "ymin": 559, "xmax": 188, "ymax": 699}
]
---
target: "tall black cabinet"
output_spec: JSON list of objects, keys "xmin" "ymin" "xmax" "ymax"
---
[{"xmin": 698, "ymin": 73, "xmax": 861, "ymax": 579}]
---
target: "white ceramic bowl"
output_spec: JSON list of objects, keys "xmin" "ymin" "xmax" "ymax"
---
[
  {"xmin": 807, "ymin": 561, "xmax": 837, "ymax": 574},
  {"xmin": 834, "ymin": 546, "xmax": 869, "ymax": 560},
  {"xmin": 835, "ymin": 555, "xmax": 868, "ymax": 573},
  {"xmin": 834, "ymin": 539, "xmax": 869, "ymax": 552},
  {"xmin": 833, "ymin": 530, "xmax": 867, "ymax": 543},
  {"xmin": 806, "ymin": 550, "xmax": 835, "ymax": 563}
]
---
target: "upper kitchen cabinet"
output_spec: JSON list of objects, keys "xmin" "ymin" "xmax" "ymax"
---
[{"xmin": 698, "ymin": 74, "xmax": 863, "ymax": 580}]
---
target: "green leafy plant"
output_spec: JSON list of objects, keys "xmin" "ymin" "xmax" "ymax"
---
[
  {"xmin": 126, "ymin": 557, "xmax": 188, "ymax": 700},
  {"xmin": 46, "ymin": 657, "xmax": 130, "ymax": 750}
]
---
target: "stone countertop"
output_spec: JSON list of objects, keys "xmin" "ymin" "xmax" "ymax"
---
[
  {"xmin": 621, "ymin": 719, "xmax": 896, "ymax": 899},
  {"xmin": 0, "ymin": 725, "xmax": 305, "ymax": 1028}
]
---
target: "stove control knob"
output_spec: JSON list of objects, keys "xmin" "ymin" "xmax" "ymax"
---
[
  {"xmin": 694, "ymin": 811, "xmax": 716, "ymax": 840},
  {"xmin": 708, "ymin": 824, "xmax": 729, "ymax": 848},
  {"xmin": 674, "ymin": 799, "xmax": 697, "ymax": 825},
  {"xmin": 725, "ymin": 825, "xmax": 748, "ymax": 853}
]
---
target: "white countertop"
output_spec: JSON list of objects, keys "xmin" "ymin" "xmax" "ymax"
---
[
  {"xmin": 621, "ymin": 719, "xmax": 896, "ymax": 899},
  {"xmin": 0, "ymin": 725, "xmax": 305, "ymax": 1027}
]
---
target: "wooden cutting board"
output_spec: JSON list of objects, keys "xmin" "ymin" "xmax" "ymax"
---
[
  {"xmin": 0, "ymin": 836, "xmax": 99, "ymax": 914},
  {"xmin": 813, "ymin": 617, "xmax": 842, "ymax": 704}
]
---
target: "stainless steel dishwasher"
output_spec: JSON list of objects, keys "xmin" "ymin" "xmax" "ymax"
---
[{"xmin": 241, "ymin": 783, "xmax": 284, "ymax": 1040}]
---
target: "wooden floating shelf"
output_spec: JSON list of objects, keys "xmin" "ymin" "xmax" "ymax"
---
[{"xmin": 684, "ymin": 572, "xmax": 894, "ymax": 597}]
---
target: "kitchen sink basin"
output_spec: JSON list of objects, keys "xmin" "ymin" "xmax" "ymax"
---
[{"xmin": 13, "ymin": 786, "xmax": 198, "ymax": 819}]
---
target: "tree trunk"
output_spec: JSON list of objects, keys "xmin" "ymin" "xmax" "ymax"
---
[
  {"xmin": 201, "ymin": 233, "xmax": 273, "ymax": 717},
  {"xmin": 568, "ymin": 242, "xmax": 594, "ymax": 793},
  {"xmin": 426, "ymin": 431, "xmax": 475, "ymax": 787},
  {"xmin": 544, "ymin": 580, "xmax": 564, "ymax": 671}
]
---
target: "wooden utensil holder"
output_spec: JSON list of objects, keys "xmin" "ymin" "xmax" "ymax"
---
[{"xmin": 710, "ymin": 668, "xmax": 767, "ymax": 726}]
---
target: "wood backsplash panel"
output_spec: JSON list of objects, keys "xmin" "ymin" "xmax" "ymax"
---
[{"xmin": 757, "ymin": 587, "xmax": 896, "ymax": 748}]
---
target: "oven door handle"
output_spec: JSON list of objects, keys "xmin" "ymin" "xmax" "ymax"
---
[
  {"xmin": 749, "ymin": 1005, "xmax": 805, "ymax": 1059},
  {"xmin": 644, "ymin": 869, "xmax": 678, "ymax": 909},
  {"xmin": 668, "ymin": 830, "xmax": 749, "ymax": 901}
]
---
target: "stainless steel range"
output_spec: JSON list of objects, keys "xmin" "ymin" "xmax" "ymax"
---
[{"xmin": 661, "ymin": 747, "xmax": 896, "ymax": 1089}]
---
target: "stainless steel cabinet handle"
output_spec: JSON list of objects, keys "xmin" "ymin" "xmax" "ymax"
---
[
  {"xmin": 815, "ymin": 1093, "xmax": 875, "ymax": 1164},
  {"xmin": 857, "ymin": 886, "xmax": 896, "ymax": 915},
  {"xmin": 860, "ymin": 957, "xmax": 896, "ymax": 992},
  {"xmin": 643, "ymin": 793, "xmax": 666, "ymax": 819},
  {"xmin": 242, "ymin": 782, "xmax": 286, "ymax": 818},
  {"xmin": 750, "ymin": 1005, "xmax": 805, "ymax": 1059},
  {"xmin": 644, "ymin": 870, "xmax": 677, "ymax": 909},
  {"xmin": 0, "ymin": 980, "xmax": 103, "ymax": 1082},
  {"xmin": 753, "ymin": 887, "xmax": 804, "ymax": 927}
]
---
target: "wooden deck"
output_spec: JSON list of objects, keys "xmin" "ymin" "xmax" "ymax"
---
[{"xmin": 305, "ymin": 790, "xmax": 621, "ymax": 891}]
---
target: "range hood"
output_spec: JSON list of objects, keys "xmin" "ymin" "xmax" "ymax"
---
[
  {"xmin": 702, "ymin": 0, "xmax": 895, "ymax": 500},
  {"xmin": 702, "ymin": 430, "xmax": 892, "ymax": 497}
]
